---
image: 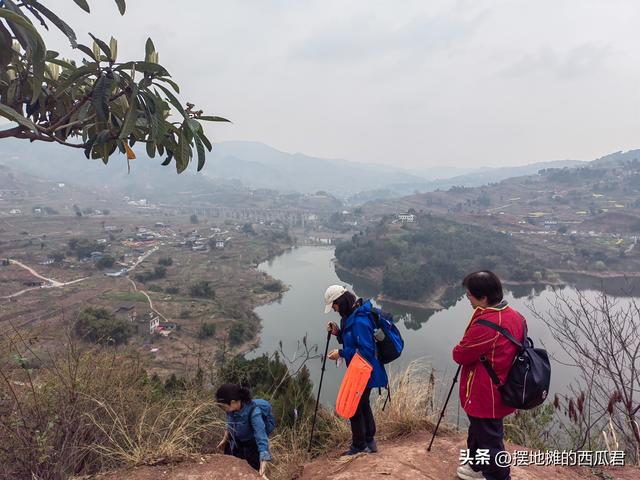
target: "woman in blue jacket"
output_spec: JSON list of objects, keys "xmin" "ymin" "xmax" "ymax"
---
[
  {"xmin": 325, "ymin": 285, "xmax": 388, "ymax": 455},
  {"xmin": 215, "ymin": 384, "xmax": 272, "ymax": 476}
]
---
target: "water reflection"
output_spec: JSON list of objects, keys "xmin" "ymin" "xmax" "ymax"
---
[{"xmin": 253, "ymin": 246, "xmax": 639, "ymax": 406}]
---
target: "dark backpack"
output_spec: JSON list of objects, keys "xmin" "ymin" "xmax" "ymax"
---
[
  {"xmin": 250, "ymin": 399, "xmax": 276, "ymax": 436},
  {"xmin": 476, "ymin": 319, "xmax": 551, "ymax": 410},
  {"xmin": 369, "ymin": 308, "xmax": 404, "ymax": 364}
]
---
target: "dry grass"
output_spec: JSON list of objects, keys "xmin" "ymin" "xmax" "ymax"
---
[
  {"xmin": 0, "ymin": 330, "xmax": 224, "ymax": 479},
  {"xmin": 0, "ymin": 324, "xmax": 444, "ymax": 480},
  {"xmin": 85, "ymin": 397, "xmax": 225, "ymax": 466},
  {"xmin": 266, "ymin": 359, "xmax": 443, "ymax": 480},
  {"xmin": 373, "ymin": 360, "xmax": 440, "ymax": 440}
]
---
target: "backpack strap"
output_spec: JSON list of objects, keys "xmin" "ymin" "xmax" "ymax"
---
[
  {"xmin": 476, "ymin": 319, "xmax": 524, "ymax": 349},
  {"xmin": 248, "ymin": 403, "xmax": 259, "ymax": 431},
  {"xmin": 475, "ymin": 318, "xmax": 523, "ymax": 386}
]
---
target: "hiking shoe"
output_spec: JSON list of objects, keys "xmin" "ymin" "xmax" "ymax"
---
[
  {"xmin": 366, "ymin": 440, "xmax": 378, "ymax": 453},
  {"xmin": 457, "ymin": 464, "xmax": 485, "ymax": 480},
  {"xmin": 341, "ymin": 445, "xmax": 368, "ymax": 456}
]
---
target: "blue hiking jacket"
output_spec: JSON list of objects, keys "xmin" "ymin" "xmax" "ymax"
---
[
  {"xmin": 338, "ymin": 299, "xmax": 388, "ymax": 389},
  {"xmin": 225, "ymin": 399, "xmax": 272, "ymax": 461}
]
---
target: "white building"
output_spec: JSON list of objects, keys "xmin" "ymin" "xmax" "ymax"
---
[
  {"xmin": 397, "ymin": 213, "xmax": 415, "ymax": 223},
  {"xmin": 149, "ymin": 315, "xmax": 160, "ymax": 334}
]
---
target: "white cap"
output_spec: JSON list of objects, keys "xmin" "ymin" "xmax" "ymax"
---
[{"xmin": 324, "ymin": 285, "xmax": 347, "ymax": 314}]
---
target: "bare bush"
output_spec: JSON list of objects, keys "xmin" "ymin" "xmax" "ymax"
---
[{"xmin": 531, "ymin": 289, "xmax": 640, "ymax": 462}]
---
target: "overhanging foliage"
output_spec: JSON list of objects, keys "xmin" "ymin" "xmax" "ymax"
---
[{"xmin": 0, "ymin": 0, "xmax": 229, "ymax": 173}]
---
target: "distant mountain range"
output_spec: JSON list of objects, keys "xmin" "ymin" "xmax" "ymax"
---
[
  {"xmin": 0, "ymin": 139, "xmax": 244, "ymax": 202},
  {"xmin": 2, "ymin": 137, "xmax": 632, "ymax": 206},
  {"xmin": 203, "ymin": 141, "xmax": 428, "ymax": 198},
  {"xmin": 204, "ymin": 141, "xmax": 586, "ymax": 202}
]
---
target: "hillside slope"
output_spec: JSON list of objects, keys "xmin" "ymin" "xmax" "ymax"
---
[{"xmin": 97, "ymin": 430, "xmax": 639, "ymax": 479}]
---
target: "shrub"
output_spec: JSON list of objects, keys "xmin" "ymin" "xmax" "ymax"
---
[
  {"xmin": 158, "ymin": 257, "xmax": 173, "ymax": 266},
  {"xmin": 197, "ymin": 323, "xmax": 216, "ymax": 339},
  {"xmin": 74, "ymin": 307, "xmax": 132, "ymax": 345},
  {"xmin": 0, "ymin": 338, "xmax": 224, "ymax": 479},
  {"xmin": 95, "ymin": 255, "xmax": 115, "ymax": 269},
  {"xmin": 189, "ymin": 280, "xmax": 215, "ymax": 299}
]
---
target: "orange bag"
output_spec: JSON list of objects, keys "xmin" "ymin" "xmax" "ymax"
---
[{"xmin": 335, "ymin": 353, "xmax": 373, "ymax": 419}]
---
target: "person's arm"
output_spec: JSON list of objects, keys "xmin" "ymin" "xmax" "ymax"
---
[
  {"xmin": 216, "ymin": 428, "xmax": 230, "ymax": 451},
  {"xmin": 249, "ymin": 407, "xmax": 272, "ymax": 462},
  {"xmin": 452, "ymin": 322, "xmax": 499, "ymax": 366}
]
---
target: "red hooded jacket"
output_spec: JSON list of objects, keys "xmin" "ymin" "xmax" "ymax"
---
[{"xmin": 452, "ymin": 302, "xmax": 527, "ymax": 419}]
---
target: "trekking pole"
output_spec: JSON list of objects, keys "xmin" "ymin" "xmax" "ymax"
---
[
  {"xmin": 427, "ymin": 364, "xmax": 461, "ymax": 452},
  {"xmin": 308, "ymin": 331, "xmax": 332, "ymax": 452}
]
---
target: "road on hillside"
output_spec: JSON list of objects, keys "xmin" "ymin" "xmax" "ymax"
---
[{"xmin": 2, "ymin": 259, "xmax": 88, "ymax": 299}]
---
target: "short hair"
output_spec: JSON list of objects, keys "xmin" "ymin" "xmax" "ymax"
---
[
  {"xmin": 462, "ymin": 271, "xmax": 503, "ymax": 305},
  {"xmin": 215, "ymin": 383, "xmax": 252, "ymax": 405}
]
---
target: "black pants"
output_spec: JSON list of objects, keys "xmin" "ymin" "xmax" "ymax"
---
[
  {"xmin": 350, "ymin": 388, "xmax": 376, "ymax": 450},
  {"xmin": 467, "ymin": 415, "xmax": 510, "ymax": 480},
  {"xmin": 225, "ymin": 439, "xmax": 260, "ymax": 471}
]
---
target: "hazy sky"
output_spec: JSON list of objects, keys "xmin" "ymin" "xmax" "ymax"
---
[{"xmin": 40, "ymin": 0, "xmax": 640, "ymax": 169}]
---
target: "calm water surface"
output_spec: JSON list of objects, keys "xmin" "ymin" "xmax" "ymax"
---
[{"xmin": 251, "ymin": 246, "xmax": 634, "ymax": 408}]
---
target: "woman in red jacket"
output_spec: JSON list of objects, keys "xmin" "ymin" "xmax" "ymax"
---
[{"xmin": 453, "ymin": 271, "xmax": 526, "ymax": 480}]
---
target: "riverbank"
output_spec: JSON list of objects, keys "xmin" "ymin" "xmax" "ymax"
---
[{"xmin": 333, "ymin": 259, "xmax": 640, "ymax": 311}]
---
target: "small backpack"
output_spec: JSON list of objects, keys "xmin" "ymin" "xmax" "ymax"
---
[
  {"xmin": 249, "ymin": 399, "xmax": 276, "ymax": 435},
  {"xmin": 369, "ymin": 307, "xmax": 404, "ymax": 364},
  {"xmin": 476, "ymin": 319, "xmax": 551, "ymax": 410}
]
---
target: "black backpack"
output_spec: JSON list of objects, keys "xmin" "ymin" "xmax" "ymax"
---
[{"xmin": 476, "ymin": 319, "xmax": 551, "ymax": 410}]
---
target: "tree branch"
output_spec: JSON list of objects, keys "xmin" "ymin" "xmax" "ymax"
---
[{"xmin": 0, "ymin": 125, "xmax": 85, "ymax": 148}]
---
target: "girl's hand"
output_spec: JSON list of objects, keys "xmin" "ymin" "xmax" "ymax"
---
[
  {"xmin": 327, "ymin": 349, "xmax": 340, "ymax": 361},
  {"xmin": 259, "ymin": 460, "xmax": 268, "ymax": 477},
  {"xmin": 326, "ymin": 322, "xmax": 339, "ymax": 335}
]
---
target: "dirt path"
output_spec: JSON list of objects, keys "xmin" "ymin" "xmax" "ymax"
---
[
  {"xmin": 95, "ymin": 454, "xmax": 261, "ymax": 480},
  {"xmin": 299, "ymin": 431, "xmax": 638, "ymax": 480},
  {"xmin": 127, "ymin": 277, "xmax": 169, "ymax": 322},
  {"xmin": 2, "ymin": 259, "xmax": 88, "ymax": 299}
]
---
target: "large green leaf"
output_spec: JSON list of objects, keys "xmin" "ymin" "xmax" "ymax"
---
[
  {"xmin": 118, "ymin": 86, "xmax": 139, "ymax": 139},
  {"xmin": 146, "ymin": 140, "xmax": 156, "ymax": 158},
  {"xmin": 0, "ymin": 8, "xmax": 45, "ymax": 51},
  {"xmin": 0, "ymin": 104, "xmax": 38, "ymax": 132},
  {"xmin": 175, "ymin": 128, "xmax": 191, "ymax": 173},
  {"xmin": 27, "ymin": 1, "xmax": 77, "ymax": 47},
  {"xmin": 72, "ymin": 0, "xmax": 91, "ymax": 13},
  {"xmin": 114, "ymin": 0, "xmax": 126, "ymax": 15},
  {"xmin": 196, "ymin": 115, "xmax": 231, "ymax": 122},
  {"xmin": 194, "ymin": 134, "xmax": 206, "ymax": 171},
  {"xmin": 91, "ymin": 74, "xmax": 114, "ymax": 122},
  {"xmin": 154, "ymin": 83, "xmax": 187, "ymax": 119},
  {"xmin": 145, "ymin": 37, "xmax": 155, "ymax": 61},
  {"xmin": 155, "ymin": 76, "xmax": 180, "ymax": 93},
  {"xmin": 54, "ymin": 63, "xmax": 97, "ymax": 97},
  {"xmin": 0, "ymin": 22, "xmax": 12, "ymax": 67},
  {"xmin": 75, "ymin": 43, "xmax": 97, "ymax": 61},
  {"xmin": 31, "ymin": 37, "xmax": 46, "ymax": 102},
  {"xmin": 89, "ymin": 33, "xmax": 112, "ymax": 62},
  {"xmin": 196, "ymin": 129, "xmax": 212, "ymax": 151}
]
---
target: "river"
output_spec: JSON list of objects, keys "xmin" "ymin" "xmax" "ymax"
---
[{"xmin": 251, "ymin": 246, "xmax": 636, "ymax": 409}]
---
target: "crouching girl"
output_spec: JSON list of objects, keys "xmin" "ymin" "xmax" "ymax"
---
[{"xmin": 216, "ymin": 383, "xmax": 275, "ymax": 476}]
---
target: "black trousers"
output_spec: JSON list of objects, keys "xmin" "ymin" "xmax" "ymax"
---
[
  {"xmin": 467, "ymin": 415, "xmax": 510, "ymax": 480},
  {"xmin": 225, "ymin": 439, "xmax": 260, "ymax": 471},
  {"xmin": 350, "ymin": 388, "xmax": 376, "ymax": 450}
]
